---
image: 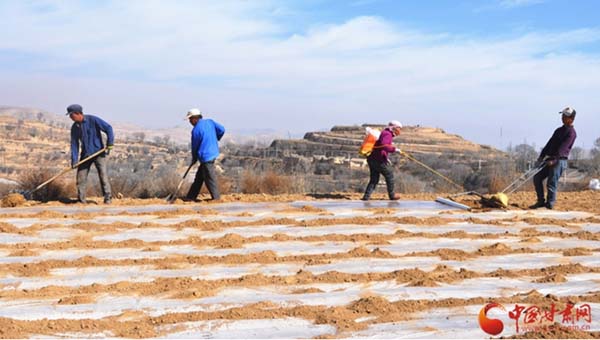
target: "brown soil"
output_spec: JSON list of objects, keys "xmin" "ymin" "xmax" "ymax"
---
[
  {"xmin": 534, "ymin": 273, "xmax": 568, "ymax": 283},
  {"xmin": 406, "ymin": 278, "xmax": 440, "ymax": 287},
  {"xmin": 0, "ymin": 190, "xmax": 598, "ymax": 338},
  {"xmin": 2, "ymin": 191, "xmax": 599, "ymax": 214},
  {"xmin": 275, "ymin": 204, "xmax": 332, "ymax": 215},
  {"xmin": 505, "ymin": 323, "xmax": 600, "ymax": 339},
  {"xmin": 562, "ymin": 248, "xmax": 593, "ymax": 256},
  {"xmin": 1, "ymin": 193, "xmax": 26, "ymax": 208},
  {"xmin": 57, "ymin": 295, "xmax": 96, "ymax": 305}
]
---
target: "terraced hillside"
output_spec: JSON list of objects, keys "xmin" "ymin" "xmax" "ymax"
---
[
  {"xmin": 223, "ymin": 125, "xmax": 511, "ymax": 194},
  {"xmin": 2, "ymin": 106, "xmax": 511, "ymax": 196},
  {"xmin": 270, "ymin": 125, "xmax": 507, "ymax": 160},
  {"xmin": 0, "ymin": 107, "xmax": 188, "ymax": 185}
]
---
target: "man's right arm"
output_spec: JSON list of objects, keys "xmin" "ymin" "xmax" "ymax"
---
[
  {"xmin": 538, "ymin": 129, "xmax": 558, "ymax": 161},
  {"xmin": 191, "ymin": 128, "xmax": 201, "ymax": 164},
  {"xmin": 70, "ymin": 125, "xmax": 79, "ymax": 167}
]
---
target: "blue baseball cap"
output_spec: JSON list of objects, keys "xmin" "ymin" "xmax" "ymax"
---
[{"xmin": 66, "ymin": 104, "xmax": 83, "ymax": 115}]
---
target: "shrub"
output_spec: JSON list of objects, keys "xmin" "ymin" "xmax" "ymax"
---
[
  {"xmin": 262, "ymin": 171, "xmax": 291, "ymax": 194},
  {"xmin": 240, "ymin": 170, "xmax": 292, "ymax": 195},
  {"xmin": 18, "ymin": 169, "xmax": 71, "ymax": 201},
  {"xmin": 240, "ymin": 170, "xmax": 262, "ymax": 194},
  {"xmin": 396, "ymin": 173, "xmax": 427, "ymax": 193}
]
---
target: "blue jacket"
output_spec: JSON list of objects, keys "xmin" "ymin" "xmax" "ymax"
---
[
  {"xmin": 191, "ymin": 119, "xmax": 225, "ymax": 163},
  {"xmin": 70, "ymin": 114, "xmax": 114, "ymax": 165}
]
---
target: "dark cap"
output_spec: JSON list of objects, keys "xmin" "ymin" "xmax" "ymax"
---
[{"xmin": 66, "ymin": 104, "xmax": 83, "ymax": 115}]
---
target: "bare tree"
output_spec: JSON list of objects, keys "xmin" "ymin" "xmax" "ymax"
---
[
  {"xmin": 571, "ymin": 146, "xmax": 585, "ymax": 161},
  {"xmin": 511, "ymin": 143, "xmax": 537, "ymax": 172},
  {"xmin": 132, "ymin": 132, "xmax": 145, "ymax": 143}
]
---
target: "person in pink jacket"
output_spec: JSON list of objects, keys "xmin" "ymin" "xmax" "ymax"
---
[{"xmin": 362, "ymin": 121, "xmax": 403, "ymax": 201}]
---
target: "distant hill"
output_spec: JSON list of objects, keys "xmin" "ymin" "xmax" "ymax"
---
[
  {"xmin": 270, "ymin": 124, "xmax": 507, "ymax": 160},
  {"xmin": 1, "ymin": 105, "xmax": 512, "ymax": 195},
  {"xmin": 0, "ymin": 106, "xmax": 188, "ymax": 183},
  {"xmin": 0, "ymin": 106, "xmax": 287, "ymax": 147}
]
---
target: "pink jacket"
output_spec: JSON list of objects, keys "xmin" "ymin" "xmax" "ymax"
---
[{"xmin": 368, "ymin": 128, "xmax": 396, "ymax": 163}]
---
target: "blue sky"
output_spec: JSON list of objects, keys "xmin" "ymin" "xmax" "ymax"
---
[{"xmin": 0, "ymin": 0, "xmax": 599, "ymax": 150}]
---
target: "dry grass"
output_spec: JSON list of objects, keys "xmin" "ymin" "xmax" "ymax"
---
[
  {"xmin": 18, "ymin": 168, "xmax": 71, "ymax": 201},
  {"xmin": 0, "ymin": 182, "xmax": 17, "ymax": 197},
  {"xmin": 241, "ymin": 170, "xmax": 292, "ymax": 195}
]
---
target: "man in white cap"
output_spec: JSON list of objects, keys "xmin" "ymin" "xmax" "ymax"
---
[
  {"xmin": 362, "ymin": 121, "xmax": 403, "ymax": 201},
  {"xmin": 530, "ymin": 107, "xmax": 577, "ymax": 209},
  {"xmin": 185, "ymin": 108, "xmax": 225, "ymax": 201}
]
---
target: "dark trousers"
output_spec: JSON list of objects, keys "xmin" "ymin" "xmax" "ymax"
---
[
  {"xmin": 186, "ymin": 161, "xmax": 220, "ymax": 200},
  {"xmin": 533, "ymin": 159, "xmax": 567, "ymax": 207},
  {"xmin": 76, "ymin": 154, "xmax": 111, "ymax": 202},
  {"xmin": 362, "ymin": 158, "xmax": 395, "ymax": 200}
]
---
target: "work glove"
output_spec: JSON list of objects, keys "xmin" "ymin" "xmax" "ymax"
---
[
  {"xmin": 545, "ymin": 157, "xmax": 557, "ymax": 167},
  {"xmin": 395, "ymin": 149, "xmax": 405, "ymax": 156},
  {"xmin": 105, "ymin": 145, "xmax": 113, "ymax": 156}
]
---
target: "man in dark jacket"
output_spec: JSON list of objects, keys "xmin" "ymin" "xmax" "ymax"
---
[
  {"xmin": 67, "ymin": 104, "xmax": 114, "ymax": 204},
  {"xmin": 530, "ymin": 107, "xmax": 577, "ymax": 209},
  {"xmin": 362, "ymin": 121, "xmax": 402, "ymax": 201},
  {"xmin": 185, "ymin": 108, "xmax": 225, "ymax": 201}
]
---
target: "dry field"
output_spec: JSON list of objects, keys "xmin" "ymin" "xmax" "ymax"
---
[{"xmin": 0, "ymin": 192, "xmax": 599, "ymax": 338}]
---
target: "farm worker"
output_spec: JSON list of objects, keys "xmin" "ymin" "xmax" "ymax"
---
[
  {"xmin": 185, "ymin": 108, "xmax": 225, "ymax": 201},
  {"xmin": 67, "ymin": 104, "xmax": 114, "ymax": 204},
  {"xmin": 530, "ymin": 107, "xmax": 577, "ymax": 210},
  {"xmin": 361, "ymin": 121, "xmax": 403, "ymax": 201}
]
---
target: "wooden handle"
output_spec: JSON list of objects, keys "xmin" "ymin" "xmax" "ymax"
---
[{"xmin": 30, "ymin": 148, "xmax": 107, "ymax": 194}]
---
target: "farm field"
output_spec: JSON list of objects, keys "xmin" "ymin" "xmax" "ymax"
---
[{"xmin": 0, "ymin": 195, "xmax": 599, "ymax": 338}]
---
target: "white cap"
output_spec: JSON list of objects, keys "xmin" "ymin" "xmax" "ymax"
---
[
  {"xmin": 388, "ymin": 120, "xmax": 402, "ymax": 128},
  {"xmin": 559, "ymin": 107, "xmax": 576, "ymax": 117},
  {"xmin": 185, "ymin": 108, "xmax": 202, "ymax": 119}
]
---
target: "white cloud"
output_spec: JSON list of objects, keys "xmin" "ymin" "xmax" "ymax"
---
[
  {"xmin": 498, "ymin": 0, "xmax": 545, "ymax": 9},
  {"xmin": 0, "ymin": 0, "xmax": 599, "ymax": 148}
]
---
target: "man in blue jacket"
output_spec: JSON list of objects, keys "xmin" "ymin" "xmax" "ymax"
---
[
  {"xmin": 185, "ymin": 108, "xmax": 225, "ymax": 201},
  {"xmin": 67, "ymin": 104, "xmax": 114, "ymax": 204}
]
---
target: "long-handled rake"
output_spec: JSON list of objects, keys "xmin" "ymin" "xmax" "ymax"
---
[
  {"xmin": 165, "ymin": 162, "xmax": 196, "ymax": 203},
  {"xmin": 22, "ymin": 148, "xmax": 108, "ymax": 200}
]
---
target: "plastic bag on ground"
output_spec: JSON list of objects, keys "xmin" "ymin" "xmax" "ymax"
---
[{"xmin": 590, "ymin": 179, "xmax": 600, "ymax": 190}]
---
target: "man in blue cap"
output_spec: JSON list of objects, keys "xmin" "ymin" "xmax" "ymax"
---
[{"xmin": 67, "ymin": 104, "xmax": 114, "ymax": 204}]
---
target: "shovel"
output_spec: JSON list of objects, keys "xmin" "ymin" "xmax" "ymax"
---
[
  {"xmin": 166, "ymin": 162, "xmax": 196, "ymax": 203},
  {"xmin": 23, "ymin": 147, "xmax": 108, "ymax": 200}
]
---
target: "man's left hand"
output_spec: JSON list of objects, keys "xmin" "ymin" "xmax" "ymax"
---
[{"xmin": 106, "ymin": 145, "xmax": 113, "ymax": 156}]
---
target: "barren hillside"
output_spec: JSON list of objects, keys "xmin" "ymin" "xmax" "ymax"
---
[
  {"xmin": 2, "ymin": 106, "xmax": 512, "ymax": 197},
  {"xmin": 0, "ymin": 107, "xmax": 188, "ymax": 184}
]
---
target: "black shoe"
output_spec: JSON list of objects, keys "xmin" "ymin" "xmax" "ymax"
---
[
  {"xmin": 360, "ymin": 196, "xmax": 369, "ymax": 201},
  {"xmin": 545, "ymin": 202, "xmax": 554, "ymax": 210},
  {"xmin": 528, "ymin": 201, "xmax": 546, "ymax": 209}
]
